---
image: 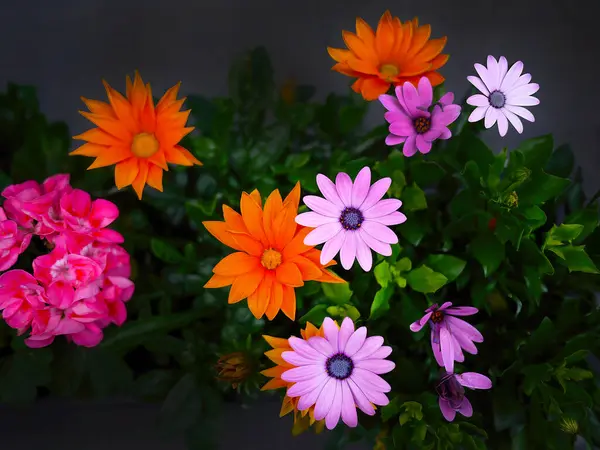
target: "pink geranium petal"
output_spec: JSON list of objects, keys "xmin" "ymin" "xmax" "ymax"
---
[
  {"xmin": 403, "ymin": 135, "xmax": 418, "ymax": 157},
  {"xmin": 446, "ymin": 306, "xmax": 478, "ymax": 316}
]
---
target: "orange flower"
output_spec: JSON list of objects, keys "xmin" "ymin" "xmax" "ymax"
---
[
  {"xmin": 327, "ymin": 11, "xmax": 449, "ymax": 101},
  {"xmin": 71, "ymin": 71, "xmax": 202, "ymax": 199},
  {"xmin": 261, "ymin": 322, "xmax": 326, "ymax": 433},
  {"xmin": 202, "ymin": 183, "xmax": 345, "ymax": 320}
]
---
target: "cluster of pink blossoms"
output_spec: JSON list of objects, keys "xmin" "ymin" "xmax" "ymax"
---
[{"xmin": 0, "ymin": 174, "xmax": 134, "ymax": 348}]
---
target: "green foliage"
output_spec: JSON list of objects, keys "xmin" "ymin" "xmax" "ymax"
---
[{"xmin": 1, "ymin": 47, "xmax": 600, "ymax": 450}]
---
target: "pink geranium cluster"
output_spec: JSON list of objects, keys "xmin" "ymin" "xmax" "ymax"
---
[{"xmin": 0, "ymin": 174, "xmax": 134, "ymax": 348}]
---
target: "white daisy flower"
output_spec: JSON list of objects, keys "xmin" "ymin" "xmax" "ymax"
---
[{"xmin": 466, "ymin": 55, "xmax": 540, "ymax": 137}]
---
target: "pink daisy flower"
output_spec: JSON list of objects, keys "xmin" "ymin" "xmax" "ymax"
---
[
  {"xmin": 467, "ymin": 55, "xmax": 540, "ymax": 136},
  {"xmin": 410, "ymin": 302, "xmax": 483, "ymax": 373},
  {"xmin": 379, "ymin": 76, "xmax": 461, "ymax": 156},
  {"xmin": 295, "ymin": 166, "xmax": 406, "ymax": 272},
  {"xmin": 436, "ymin": 370, "xmax": 492, "ymax": 422},
  {"xmin": 281, "ymin": 317, "xmax": 395, "ymax": 430}
]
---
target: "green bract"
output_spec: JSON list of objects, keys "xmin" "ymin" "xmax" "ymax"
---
[{"xmin": 0, "ymin": 47, "xmax": 599, "ymax": 449}]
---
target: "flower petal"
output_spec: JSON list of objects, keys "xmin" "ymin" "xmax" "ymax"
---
[
  {"xmin": 303, "ymin": 195, "xmax": 341, "ymax": 217},
  {"xmin": 351, "ymin": 336, "xmax": 384, "ymax": 361},
  {"xmin": 456, "ymin": 372, "xmax": 492, "ymax": 390},
  {"xmin": 351, "ymin": 167, "xmax": 371, "ymax": 208},
  {"xmin": 344, "ymin": 326, "xmax": 367, "ymax": 357},
  {"xmin": 361, "ymin": 221, "xmax": 398, "ymax": 244},
  {"xmin": 320, "ymin": 230, "xmax": 346, "ymax": 264},
  {"xmin": 316, "ymin": 174, "xmax": 345, "ymax": 208},
  {"xmin": 340, "ymin": 381, "xmax": 358, "ymax": 427},
  {"xmin": 355, "ymin": 359, "xmax": 396, "ymax": 374},
  {"xmin": 295, "ymin": 212, "xmax": 338, "ymax": 228},
  {"xmin": 335, "ymin": 172, "xmax": 353, "ymax": 206},
  {"xmin": 439, "ymin": 398, "xmax": 456, "ymax": 421},
  {"xmin": 304, "ymin": 222, "xmax": 343, "ymax": 246}
]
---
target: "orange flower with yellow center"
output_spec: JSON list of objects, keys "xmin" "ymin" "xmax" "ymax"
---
[
  {"xmin": 261, "ymin": 322, "xmax": 326, "ymax": 433},
  {"xmin": 327, "ymin": 11, "xmax": 449, "ymax": 101},
  {"xmin": 203, "ymin": 183, "xmax": 345, "ymax": 321},
  {"xmin": 70, "ymin": 71, "xmax": 202, "ymax": 199}
]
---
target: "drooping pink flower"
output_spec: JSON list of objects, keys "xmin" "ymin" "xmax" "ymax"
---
[
  {"xmin": 0, "ymin": 208, "xmax": 32, "ymax": 271},
  {"xmin": 60, "ymin": 189, "xmax": 120, "ymax": 237},
  {"xmin": 0, "ymin": 270, "xmax": 46, "ymax": 330},
  {"xmin": 436, "ymin": 371, "xmax": 492, "ymax": 422},
  {"xmin": 1, "ymin": 180, "xmax": 44, "ymax": 230},
  {"xmin": 295, "ymin": 166, "xmax": 406, "ymax": 271},
  {"xmin": 379, "ymin": 77, "xmax": 461, "ymax": 156},
  {"xmin": 467, "ymin": 56, "xmax": 539, "ymax": 137},
  {"xmin": 281, "ymin": 317, "xmax": 395, "ymax": 430},
  {"xmin": 410, "ymin": 302, "xmax": 483, "ymax": 373}
]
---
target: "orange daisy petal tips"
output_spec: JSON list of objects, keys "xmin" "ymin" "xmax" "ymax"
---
[
  {"xmin": 327, "ymin": 11, "xmax": 449, "ymax": 101},
  {"xmin": 71, "ymin": 71, "xmax": 202, "ymax": 200},
  {"xmin": 203, "ymin": 183, "xmax": 346, "ymax": 321}
]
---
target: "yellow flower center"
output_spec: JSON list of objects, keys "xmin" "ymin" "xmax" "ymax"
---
[
  {"xmin": 261, "ymin": 249, "xmax": 282, "ymax": 270},
  {"xmin": 131, "ymin": 132, "xmax": 159, "ymax": 158},
  {"xmin": 379, "ymin": 64, "xmax": 399, "ymax": 82}
]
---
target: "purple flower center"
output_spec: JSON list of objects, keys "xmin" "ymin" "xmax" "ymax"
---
[
  {"xmin": 413, "ymin": 117, "xmax": 431, "ymax": 134},
  {"xmin": 339, "ymin": 207, "xmax": 364, "ymax": 231},
  {"xmin": 489, "ymin": 90, "xmax": 506, "ymax": 109},
  {"xmin": 436, "ymin": 373, "xmax": 465, "ymax": 410},
  {"xmin": 326, "ymin": 353, "xmax": 354, "ymax": 380}
]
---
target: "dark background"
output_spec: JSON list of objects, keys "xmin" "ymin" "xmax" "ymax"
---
[{"xmin": 0, "ymin": 0, "xmax": 598, "ymax": 448}]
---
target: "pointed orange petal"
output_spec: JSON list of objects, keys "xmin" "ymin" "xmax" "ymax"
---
[
  {"xmin": 102, "ymin": 80, "xmax": 138, "ymax": 133},
  {"xmin": 162, "ymin": 146, "xmax": 192, "ymax": 166},
  {"xmin": 355, "ymin": 17, "xmax": 376, "ymax": 47},
  {"xmin": 230, "ymin": 233, "xmax": 263, "ymax": 257},
  {"xmin": 260, "ymin": 366, "xmax": 286, "ymax": 378},
  {"xmin": 375, "ymin": 10, "xmax": 395, "ymax": 61},
  {"xmin": 279, "ymin": 396, "xmax": 296, "ymax": 416},
  {"xmin": 79, "ymin": 111, "xmax": 132, "ymax": 142},
  {"xmin": 146, "ymin": 164, "xmax": 164, "ymax": 192},
  {"xmin": 398, "ymin": 61, "xmax": 433, "ymax": 77},
  {"xmin": 390, "ymin": 17, "xmax": 405, "ymax": 57},
  {"xmin": 265, "ymin": 348, "xmax": 291, "ymax": 366},
  {"xmin": 249, "ymin": 189, "xmax": 262, "ymax": 207},
  {"xmin": 223, "ymin": 205, "xmax": 248, "ymax": 233},
  {"xmin": 288, "ymin": 255, "xmax": 322, "ymax": 280},
  {"xmin": 70, "ymin": 143, "xmax": 105, "ymax": 157},
  {"xmin": 131, "ymin": 159, "xmax": 149, "ymax": 199},
  {"xmin": 327, "ymin": 47, "xmax": 352, "ymax": 63},
  {"xmin": 80, "ymin": 97, "xmax": 116, "ymax": 118},
  {"xmin": 240, "ymin": 193, "xmax": 269, "ymax": 247},
  {"xmin": 414, "ymin": 37, "xmax": 447, "ymax": 62},
  {"xmin": 203, "ymin": 221, "xmax": 244, "ymax": 252},
  {"xmin": 87, "ymin": 146, "xmax": 132, "ymax": 169},
  {"xmin": 303, "ymin": 322, "xmax": 321, "ymax": 339},
  {"xmin": 247, "ymin": 288, "xmax": 268, "ymax": 319},
  {"xmin": 280, "ymin": 284, "xmax": 296, "ymax": 321},
  {"xmin": 351, "ymin": 78, "xmax": 365, "ymax": 94},
  {"xmin": 260, "ymin": 378, "xmax": 288, "ymax": 391},
  {"xmin": 398, "ymin": 21, "xmax": 414, "ymax": 55},
  {"xmin": 262, "ymin": 334, "xmax": 290, "ymax": 350},
  {"xmin": 283, "ymin": 182, "xmax": 299, "ymax": 212},
  {"xmin": 424, "ymin": 71, "xmax": 445, "ymax": 87},
  {"xmin": 332, "ymin": 63, "xmax": 361, "ymax": 77},
  {"xmin": 272, "ymin": 205, "xmax": 296, "ymax": 250},
  {"xmin": 282, "ymin": 227, "xmax": 312, "ymax": 259},
  {"xmin": 204, "ymin": 273, "xmax": 235, "ymax": 288},
  {"xmin": 174, "ymin": 145, "xmax": 202, "ymax": 165},
  {"xmin": 156, "ymin": 82, "xmax": 181, "ymax": 112},
  {"xmin": 213, "ymin": 252, "xmax": 260, "ymax": 276},
  {"xmin": 360, "ymin": 77, "xmax": 390, "ymax": 101},
  {"xmin": 407, "ymin": 24, "xmax": 431, "ymax": 56},
  {"xmin": 316, "ymin": 269, "xmax": 346, "ymax": 284},
  {"xmin": 148, "ymin": 149, "xmax": 169, "ymax": 170},
  {"xmin": 140, "ymin": 83, "xmax": 156, "ymax": 131},
  {"xmin": 347, "ymin": 58, "xmax": 379, "ymax": 75},
  {"xmin": 275, "ymin": 262, "xmax": 304, "ymax": 287},
  {"xmin": 73, "ymin": 128, "xmax": 123, "ymax": 146},
  {"xmin": 265, "ymin": 279, "xmax": 284, "ymax": 321},
  {"xmin": 228, "ymin": 268, "xmax": 264, "ymax": 303},
  {"xmin": 263, "ymin": 189, "xmax": 283, "ymax": 246},
  {"xmin": 430, "ymin": 53, "xmax": 449, "ymax": 71},
  {"xmin": 130, "ymin": 71, "xmax": 147, "ymax": 112},
  {"xmin": 114, "ymin": 157, "xmax": 139, "ymax": 189},
  {"xmin": 342, "ymin": 31, "xmax": 378, "ymax": 64}
]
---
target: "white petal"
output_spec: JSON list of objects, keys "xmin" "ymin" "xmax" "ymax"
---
[
  {"xmin": 466, "ymin": 94, "xmax": 490, "ymax": 107},
  {"xmin": 468, "ymin": 106, "xmax": 488, "ymax": 123},
  {"xmin": 502, "ymin": 107, "xmax": 524, "ymax": 133},
  {"xmin": 496, "ymin": 112, "xmax": 509, "ymax": 137},
  {"xmin": 497, "ymin": 56, "xmax": 508, "ymax": 86},
  {"xmin": 499, "ymin": 61, "xmax": 524, "ymax": 91},
  {"xmin": 508, "ymin": 95, "xmax": 540, "ymax": 107},
  {"xmin": 467, "ymin": 75, "xmax": 489, "ymax": 95},
  {"xmin": 504, "ymin": 105, "xmax": 535, "ymax": 122},
  {"xmin": 484, "ymin": 107, "xmax": 499, "ymax": 129},
  {"xmin": 506, "ymin": 82, "xmax": 540, "ymax": 97}
]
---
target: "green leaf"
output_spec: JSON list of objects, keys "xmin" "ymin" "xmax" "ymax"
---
[
  {"xmin": 522, "ymin": 363, "xmax": 552, "ymax": 395},
  {"xmin": 424, "ymin": 254, "xmax": 466, "ymax": 282},
  {"xmin": 402, "ymin": 183, "xmax": 428, "ymax": 211},
  {"xmin": 410, "ymin": 161, "xmax": 446, "ymax": 186},
  {"xmin": 519, "ymin": 238, "xmax": 554, "ymax": 275},
  {"xmin": 399, "ymin": 216, "xmax": 429, "ymax": 246},
  {"xmin": 470, "ymin": 233, "xmax": 505, "ymax": 277},
  {"xmin": 100, "ymin": 309, "xmax": 210, "ymax": 352},
  {"xmin": 518, "ymin": 170, "xmax": 570, "ymax": 206},
  {"xmin": 462, "ymin": 160, "xmax": 482, "ymax": 190},
  {"xmin": 412, "ymin": 423, "xmax": 427, "ymax": 443},
  {"xmin": 523, "ymin": 265, "xmax": 543, "ymax": 306},
  {"xmin": 546, "ymin": 224, "xmax": 584, "ymax": 245},
  {"xmin": 284, "ymin": 152, "xmax": 310, "ymax": 169},
  {"xmin": 0, "ymin": 349, "xmax": 53, "ymax": 405},
  {"xmin": 87, "ymin": 348, "xmax": 134, "ymax": 397},
  {"xmin": 298, "ymin": 304, "xmax": 329, "ymax": 326},
  {"xmin": 565, "ymin": 205, "xmax": 599, "ymax": 243},
  {"xmin": 150, "ymin": 238, "xmax": 184, "ymax": 264},
  {"xmin": 545, "ymin": 143, "xmax": 574, "ymax": 178},
  {"xmin": 518, "ymin": 134, "xmax": 554, "ymax": 169},
  {"xmin": 406, "ymin": 265, "xmax": 448, "ymax": 294},
  {"xmin": 487, "ymin": 148, "xmax": 507, "ymax": 192},
  {"xmin": 374, "ymin": 261, "xmax": 393, "ymax": 287},
  {"xmin": 370, "ymin": 284, "xmax": 395, "ymax": 320},
  {"xmin": 381, "ymin": 396, "xmax": 402, "ymax": 422},
  {"xmin": 521, "ymin": 317, "xmax": 557, "ymax": 360},
  {"xmin": 520, "ymin": 205, "xmax": 547, "ymax": 232},
  {"xmin": 159, "ymin": 373, "xmax": 203, "ymax": 433},
  {"xmin": 322, "ymin": 283, "xmax": 353, "ymax": 305},
  {"xmin": 547, "ymin": 245, "xmax": 600, "ymax": 274}
]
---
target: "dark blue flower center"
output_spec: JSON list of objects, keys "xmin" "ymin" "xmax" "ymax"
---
[
  {"xmin": 489, "ymin": 90, "xmax": 506, "ymax": 109},
  {"xmin": 436, "ymin": 373, "xmax": 465, "ymax": 410},
  {"xmin": 339, "ymin": 207, "xmax": 364, "ymax": 231},
  {"xmin": 326, "ymin": 353, "xmax": 354, "ymax": 380},
  {"xmin": 413, "ymin": 116, "xmax": 431, "ymax": 134}
]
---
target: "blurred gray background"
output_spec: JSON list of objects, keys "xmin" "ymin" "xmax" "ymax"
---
[{"xmin": 0, "ymin": 0, "xmax": 598, "ymax": 449}]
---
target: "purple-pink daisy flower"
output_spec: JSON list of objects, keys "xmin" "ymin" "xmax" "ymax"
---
[
  {"xmin": 436, "ymin": 370, "xmax": 492, "ymax": 422},
  {"xmin": 467, "ymin": 56, "xmax": 539, "ymax": 136},
  {"xmin": 295, "ymin": 166, "xmax": 406, "ymax": 272},
  {"xmin": 379, "ymin": 76, "xmax": 461, "ymax": 156},
  {"xmin": 281, "ymin": 317, "xmax": 395, "ymax": 430},
  {"xmin": 410, "ymin": 302, "xmax": 483, "ymax": 373}
]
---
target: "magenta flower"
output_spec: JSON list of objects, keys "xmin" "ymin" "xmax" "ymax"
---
[
  {"xmin": 410, "ymin": 302, "xmax": 483, "ymax": 373},
  {"xmin": 467, "ymin": 56, "xmax": 539, "ymax": 136},
  {"xmin": 295, "ymin": 166, "xmax": 406, "ymax": 272},
  {"xmin": 281, "ymin": 317, "xmax": 395, "ymax": 429},
  {"xmin": 379, "ymin": 76, "xmax": 461, "ymax": 156},
  {"xmin": 0, "ymin": 207, "xmax": 32, "ymax": 271},
  {"xmin": 436, "ymin": 371, "xmax": 492, "ymax": 422}
]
